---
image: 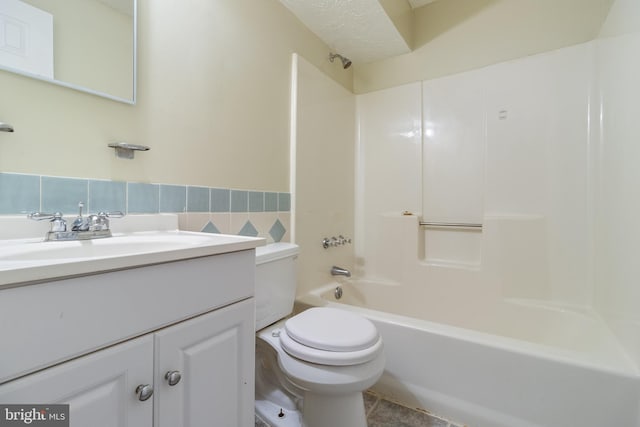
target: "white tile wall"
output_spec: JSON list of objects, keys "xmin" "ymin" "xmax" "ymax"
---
[
  {"xmin": 356, "ymin": 82, "xmax": 422, "ymax": 280},
  {"xmin": 595, "ymin": 29, "xmax": 640, "ymax": 367},
  {"xmin": 422, "ymin": 70, "xmax": 485, "ymax": 224},
  {"xmin": 356, "ymin": 42, "xmax": 594, "ymax": 305}
]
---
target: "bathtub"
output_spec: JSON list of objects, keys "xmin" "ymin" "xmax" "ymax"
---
[{"xmin": 297, "ymin": 280, "xmax": 640, "ymax": 427}]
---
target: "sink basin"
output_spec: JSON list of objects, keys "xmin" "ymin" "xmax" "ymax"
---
[
  {"xmin": 0, "ymin": 230, "xmax": 264, "ymax": 288},
  {"xmin": 2, "ymin": 232, "xmax": 234, "ymax": 261}
]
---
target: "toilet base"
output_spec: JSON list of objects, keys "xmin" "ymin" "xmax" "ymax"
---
[
  {"xmin": 255, "ymin": 398, "xmax": 303, "ymax": 427},
  {"xmin": 302, "ymin": 392, "xmax": 367, "ymax": 427},
  {"xmin": 255, "ymin": 391, "xmax": 367, "ymax": 427},
  {"xmin": 256, "ymin": 317, "xmax": 384, "ymax": 427}
]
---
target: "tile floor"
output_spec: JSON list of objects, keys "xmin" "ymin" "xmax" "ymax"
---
[{"xmin": 255, "ymin": 390, "xmax": 466, "ymax": 427}]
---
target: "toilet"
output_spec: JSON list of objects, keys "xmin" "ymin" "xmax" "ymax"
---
[{"xmin": 254, "ymin": 243, "xmax": 385, "ymax": 427}]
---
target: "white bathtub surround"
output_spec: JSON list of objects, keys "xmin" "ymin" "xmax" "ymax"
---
[
  {"xmin": 327, "ymin": 15, "xmax": 640, "ymax": 427},
  {"xmin": 357, "ymin": 42, "xmax": 594, "ymax": 305},
  {"xmin": 594, "ymin": 1, "xmax": 640, "ymax": 373}
]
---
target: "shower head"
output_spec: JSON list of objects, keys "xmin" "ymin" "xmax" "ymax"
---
[{"xmin": 329, "ymin": 53, "xmax": 352, "ymax": 69}]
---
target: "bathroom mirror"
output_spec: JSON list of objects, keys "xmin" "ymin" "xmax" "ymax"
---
[{"xmin": 0, "ymin": 0, "xmax": 136, "ymax": 104}]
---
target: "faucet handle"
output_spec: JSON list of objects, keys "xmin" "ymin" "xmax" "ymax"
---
[
  {"xmin": 100, "ymin": 211, "xmax": 124, "ymax": 218},
  {"xmin": 28, "ymin": 212, "xmax": 62, "ymax": 221},
  {"xmin": 28, "ymin": 212, "xmax": 67, "ymax": 232},
  {"xmin": 90, "ymin": 211, "xmax": 124, "ymax": 232}
]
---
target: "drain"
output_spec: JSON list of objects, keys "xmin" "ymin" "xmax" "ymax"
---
[
  {"xmin": 278, "ymin": 408, "xmax": 285, "ymax": 418},
  {"xmin": 334, "ymin": 286, "xmax": 343, "ymax": 300}
]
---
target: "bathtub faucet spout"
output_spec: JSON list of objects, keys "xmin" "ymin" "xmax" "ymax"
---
[{"xmin": 330, "ymin": 266, "xmax": 351, "ymax": 278}]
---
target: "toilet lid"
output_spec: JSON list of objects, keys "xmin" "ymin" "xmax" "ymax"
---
[
  {"xmin": 279, "ymin": 328, "xmax": 383, "ymax": 366},
  {"xmin": 284, "ymin": 307, "xmax": 379, "ymax": 352}
]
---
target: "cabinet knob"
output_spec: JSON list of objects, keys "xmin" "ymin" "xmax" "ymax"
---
[
  {"xmin": 165, "ymin": 370, "xmax": 182, "ymax": 386},
  {"xmin": 135, "ymin": 384, "xmax": 154, "ymax": 401}
]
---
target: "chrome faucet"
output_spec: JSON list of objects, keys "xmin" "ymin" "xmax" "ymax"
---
[
  {"xmin": 330, "ymin": 266, "xmax": 351, "ymax": 278},
  {"xmin": 28, "ymin": 201, "xmax": 124, "ymax": 241},
  {"xmin": 72, "ymin": 202, "xmax": 88, "ymax": 231}
]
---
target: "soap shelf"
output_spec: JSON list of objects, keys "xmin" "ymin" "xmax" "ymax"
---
[
  {"xmin": 0, "ymin": 122, "xmax": 14, "ymax": 132},
  {"xmin": 108, "ymin": 142, "xmax": 150, "ymax": 159}
]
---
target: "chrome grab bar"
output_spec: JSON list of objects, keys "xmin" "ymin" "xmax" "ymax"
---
[{"xmin": 419, "ymin": 221, "xmax": 483, "ymax": 230}]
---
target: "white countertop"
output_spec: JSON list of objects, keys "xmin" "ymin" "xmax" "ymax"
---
[{"xmin": 0, "ymin": 215, "xmax": 264, "ymax": 288}]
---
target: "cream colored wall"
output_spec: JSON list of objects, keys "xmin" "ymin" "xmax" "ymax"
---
[
  {"xmin": 293, "ymin": 55, "xmax": 356, "ymax": 297},
  {"xmin": 354, "ymin": 0, "xmax": 613, "ymax": 93},
  {"xmin": 0, "ymin": 0, "xmax": 351, "ymax": 191}
]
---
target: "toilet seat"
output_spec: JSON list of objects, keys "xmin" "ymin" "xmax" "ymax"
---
[
  {"xmin": 280, "ymin": 307, "xmax": 383, "ymax": 366},
  {"xmin": 257, "ymin": 319, "xmax": 386, "ymax": 394}
]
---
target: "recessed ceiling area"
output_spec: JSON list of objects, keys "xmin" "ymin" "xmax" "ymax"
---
[
  {"xmin": 279, "ymin": 0, "xmax": 413, "ymax": 64},
  {"xmin": 279, "ymin": 0, "xmax": 443, "ymax": 64}
]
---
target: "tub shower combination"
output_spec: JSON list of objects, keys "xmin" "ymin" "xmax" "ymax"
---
[{"xmin": 298, "ymin": 278, "xmax": 640, "ymax": 427}]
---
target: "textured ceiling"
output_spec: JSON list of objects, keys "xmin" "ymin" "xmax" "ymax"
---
[
  {"xmin": 97, "ymin": 0, "xmax": 134, "ymax": 16},
  {"xmin": 280, "ymin": 0, "xmax": 412, "ymax": 64},
  {"xmin": 407, "ymin": 0, "xmax": 439, "ymax": 9}
]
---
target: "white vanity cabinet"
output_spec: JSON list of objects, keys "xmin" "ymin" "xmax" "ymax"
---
[
  {"xmin": 154, "ymin": 298, "xmax": 254, "ymax": 427},
  {"xmin": 0, "ymin": 334, "xmax": 154, "ymax": 426},
  {"xmin": 0, "ymin": 245, "xmax": 258, "ymax": 427}
]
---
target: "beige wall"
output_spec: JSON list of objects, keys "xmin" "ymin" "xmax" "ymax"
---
[
  {"xmin": 293, "ymin": 55, "xmax": 355, "ymax": 297},
  {"xmin": 0, "ymin": 0, "xmax": 351, "ymax": 192},
  {"xmin": 354, "ymin": 0, "xmax": 613, "ymax": 93}
]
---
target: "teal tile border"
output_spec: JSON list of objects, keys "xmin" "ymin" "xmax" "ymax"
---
[
  {"xmin": 230, "ymin": 190, "xmax": 248, "ymax": 212},
  {"xmin": 211, "ymin": 188, "xmax": 230, "ymax": 212},
  {"xmin": 127, "ymin": 183, "xmax": 159, "ymax": 213},
  {"xmin": 249, "ymin": 191, "xmax": 264, "ymax": 212},
  {"xmin": 187, "ymin": 186, "xmax": 210, "ymax": 212},
  {"xmin": 278, "ymin": 193, "xmax": 291, "ymax": 212},
  {"xmin": 160, "ymin": 185, "xmax": 187, "ymax": 213},
  {"xmin": 265, "ymin": 192, "xmax": 278, "ymax": 212},
  {"xmin": 89, "ymin": 180, "xmax": 126, "ymax": 213},
  {"xmin": 0, "ymin": 173, "xmax": 291, "ymax": 219},
  {"xmin": 42, "ymin": 176, "xmax": 88, "ymax": 214},
  {"xmin": 0, "ymin": 173, "xmax": 40, "ymax": 214}
]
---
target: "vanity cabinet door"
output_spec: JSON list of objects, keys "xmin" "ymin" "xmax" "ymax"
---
[
  {"xmin": 0, "ymin": 335, "xmax": 154, "ymax": 427},
  {"xmin": 154, "ymin": 298, "xmax": 255, "ymax": 427}
]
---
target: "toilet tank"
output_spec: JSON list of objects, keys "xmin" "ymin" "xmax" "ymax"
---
[{"xmin": 255, "ymin": 243, "xmax": 299, "ymax": 331}]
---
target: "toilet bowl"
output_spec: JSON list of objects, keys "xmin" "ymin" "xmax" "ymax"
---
[{"xmin": 254, "ymin": 244, "xmax": 385, "ymax": 427}]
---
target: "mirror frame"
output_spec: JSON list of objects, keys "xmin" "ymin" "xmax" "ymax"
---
[{"xmin": 0, "ymin": 0, "xmax": 137, "ymax": 104}]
